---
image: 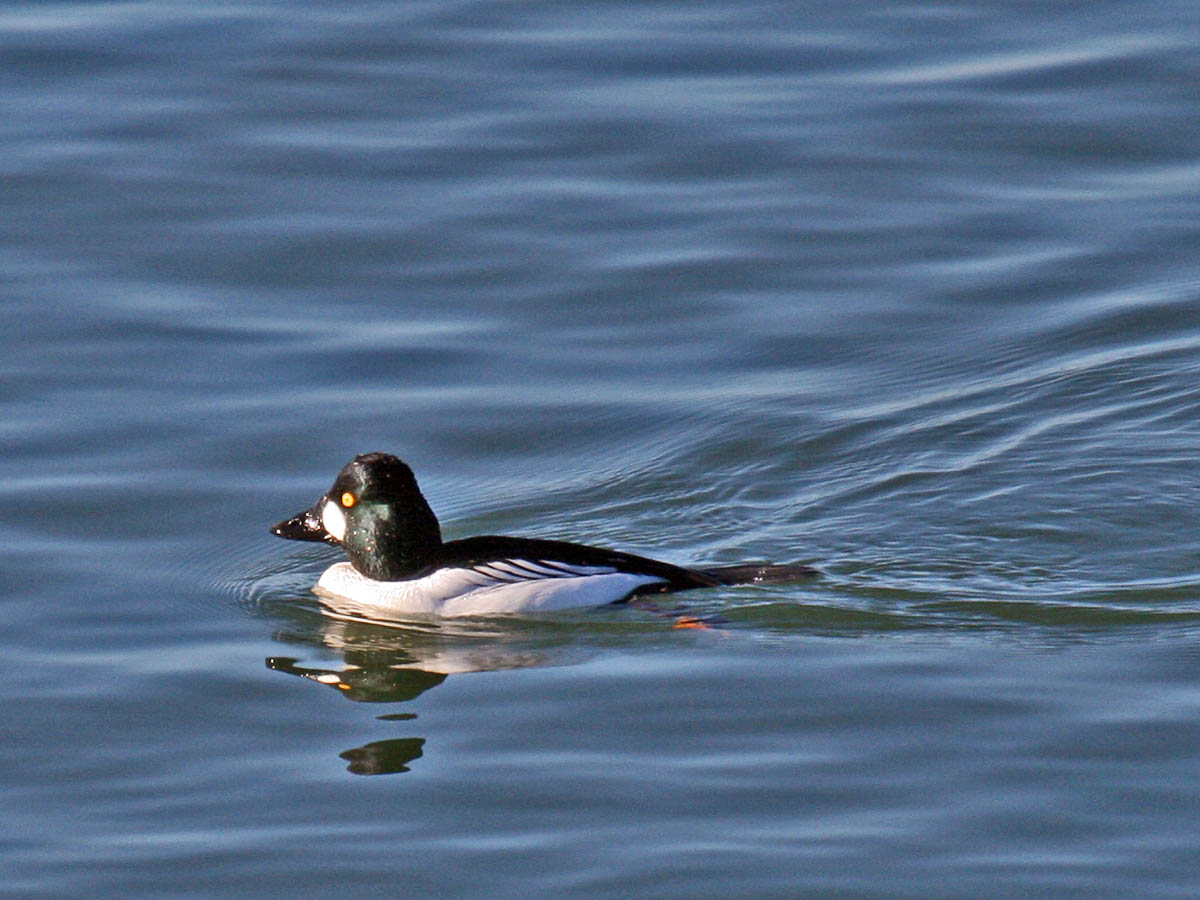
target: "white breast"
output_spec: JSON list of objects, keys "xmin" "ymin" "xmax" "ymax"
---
[{"xmin": 312, "ymin": 560, "xmax": 666, "ymax": 619}]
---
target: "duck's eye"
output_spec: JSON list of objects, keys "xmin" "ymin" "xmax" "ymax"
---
[{"xmin": 340, "ymin": 492, "xmax": 356, "ymax": 508}]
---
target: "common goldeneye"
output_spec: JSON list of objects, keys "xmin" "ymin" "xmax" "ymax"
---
[{"xmin": 271, "ymin": 452, "xmax": 816, "ymax": 618}]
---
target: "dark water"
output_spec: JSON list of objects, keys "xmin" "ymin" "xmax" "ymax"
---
[{"xmin": 5, "ymin": 1, "xmax": 1200, "ymax": 897}]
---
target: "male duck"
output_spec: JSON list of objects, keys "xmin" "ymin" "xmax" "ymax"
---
[{"xmin": 271, "ymin": 452, "xmax": 815, "ymax": 618}]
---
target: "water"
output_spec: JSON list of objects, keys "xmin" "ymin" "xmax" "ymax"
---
[{"xmin": 4, "ymin": 1, "xmax": 1200, "ymax": 897}]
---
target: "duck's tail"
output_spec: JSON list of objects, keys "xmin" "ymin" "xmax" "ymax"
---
[{"xmin": 698, "ymin": 562, "xmax": 819, "ymax": 585}]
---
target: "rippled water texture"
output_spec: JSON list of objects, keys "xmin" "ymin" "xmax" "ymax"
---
[{"xmin": 4, "ymin": 1, "xmax": 1200, "ymax": 898}]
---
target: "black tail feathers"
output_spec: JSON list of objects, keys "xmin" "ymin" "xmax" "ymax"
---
[{"xmin": 699, "ymin": 563, "xmax": 819, "ymax": 586}]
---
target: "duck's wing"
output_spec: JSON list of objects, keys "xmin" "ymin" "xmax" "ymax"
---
[
  {"xmin": 434, "ymin": 536, "xmax": 818, "ymax": 598},
  {"xmin": 434, "ymin": 536, "xmax": 721, "ymax": 593}
]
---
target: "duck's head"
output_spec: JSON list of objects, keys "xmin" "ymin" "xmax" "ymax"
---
[{"xmin": 271, "ymin": 452, "xmax": 443, "ymax": 581}]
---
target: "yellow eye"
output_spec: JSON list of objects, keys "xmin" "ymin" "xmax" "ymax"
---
[{"xmin": 340, "ymin": 492, "xmax": 356, "ymax": 508}]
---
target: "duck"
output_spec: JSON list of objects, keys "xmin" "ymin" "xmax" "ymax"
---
[{"xmin": 271, "ymin": 452, "xmax": 816, "ymax": 619}]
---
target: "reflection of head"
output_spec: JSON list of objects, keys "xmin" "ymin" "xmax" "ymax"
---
[
  {"xmin": 340, "ymin": 738, "xmax": 426, "ymax": 775},
  {"xmin": 266, "ymin": 656, "xmax": 446, "ymax": 703}
]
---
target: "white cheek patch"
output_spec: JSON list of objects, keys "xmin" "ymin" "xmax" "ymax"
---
[{"xmin": 321, "ymin": 499, "xmax": 347, "ymax": 542}]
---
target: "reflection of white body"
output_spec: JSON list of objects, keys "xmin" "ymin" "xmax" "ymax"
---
[
  {"xmin": 315, "ymin": 560, "xmax": 665, "ymax": 618},
  {"xmin": 311, "ymin": 618, "xmax": 574, "ymax": 677}
]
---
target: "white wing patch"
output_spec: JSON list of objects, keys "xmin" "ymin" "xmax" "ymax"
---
[
  {"xmin": 472, "ymin": 558, "xmax": 617, "ymax": 583},
  {"xmin": 313, "ymin": 558, "xmax": 666, "ymax": 618}
]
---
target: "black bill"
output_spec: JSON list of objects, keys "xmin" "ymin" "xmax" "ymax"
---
[{"xmin": 270, "ymin": 496, "xmax": 335, "ymax": 543}]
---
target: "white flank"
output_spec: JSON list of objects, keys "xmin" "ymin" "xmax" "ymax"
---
[
  {"xmin": 313, "ymin": 560, "xmax": 666, "ymax": 618},
  {"xmin": 321, "ymin": 499, "xmax": 346, "ymax": 541}
]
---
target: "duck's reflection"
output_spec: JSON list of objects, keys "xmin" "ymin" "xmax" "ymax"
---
[
  {"xmin": 267, "ymin": 611, "xmax": 579, "ymax": 775},
  {"xmin": 266, "ymin": 654, "xmax": 447, "ymax": 703},
  {"xmin": 339, "ymin": 737, "xmax": 425, "ymax": 775}
]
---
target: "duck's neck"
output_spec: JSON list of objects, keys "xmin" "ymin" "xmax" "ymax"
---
[{"xmin": 343, "ymin": 496, "xmax": 443, "ymax": 581}]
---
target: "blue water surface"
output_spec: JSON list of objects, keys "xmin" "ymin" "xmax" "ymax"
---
[{"xmin": 4, "ymin": 1, "xmax": 1200, "ymax": 898}]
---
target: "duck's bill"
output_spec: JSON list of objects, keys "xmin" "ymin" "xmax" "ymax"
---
[{"xmin": 271, "ymin": 497, "xmax": 336, "ymax": 543}]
